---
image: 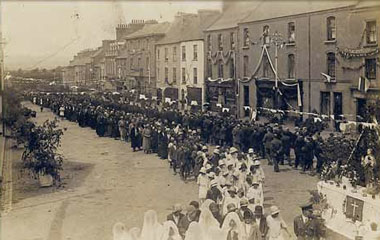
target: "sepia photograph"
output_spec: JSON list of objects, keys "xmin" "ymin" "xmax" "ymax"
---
[{"xmin": 0, "ymin": 1, "xmax": 379, "ymax": 239}]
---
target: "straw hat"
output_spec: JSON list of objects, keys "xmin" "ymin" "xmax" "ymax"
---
[{"xmin": 270, "ymin": 206, "xmax": 280, "ymax": 215}]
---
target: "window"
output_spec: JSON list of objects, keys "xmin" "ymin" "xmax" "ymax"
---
[
  {"xmin": 182, "ymin": 68, "xmax": 186, "ymax": 83},
  {"xmin": 263, "ymin": 53, "xmax": 270, "ymax": 77},
  {"xmin": 157, "ymin": 49, "xmax": 160, "ymax": 60},
  {"xmin": 173, "ymin": 67, "xmax": 177, "ymax": 83},
  {"xmin": 327, "ymin": 17, "xmax": 336, "ymax": 41},
  {"xmin": 243, "ymin": 28, "xmax": 250, "ymax": 47},
  {"xmin": 130, "ymin": 58, "xmax": 133, "ymax": 69},
  {"xmin": 193, "ymin": 45, "xmax": 198, "ymax": 61},
  {"xmin": 366, "ymin": 21, "xmax": 377, "ymax": 44},
  {"xmin": 327, "ymin": 53, "xmax": 336, "ymax": 78},
  {"xmin": 207, "ymin": 35, "xmax": 212, "ymax": 51},
  {"xmin": 243, "ymin": 56, "xmax": 249, "ymax": 77},
  {"xmin": 218, "ymin": 60, "xmax": 224, "ymax": 78},
  {"xmin": 207, "ymin": 60, "xmax": 212, "ymax": 78},
  {"xmin": 137, "ymin": 57, "xmax": 141, "ymax": 68},
  {"xmin": 182, "ymin": 46, "xmax": 186, "ymax": 61},
  {"xmin": 365, "ymin": 58, "xmax": 376, "ymax": 79},
  {"xmin": 243, "ymin": 85, "xmax": 250, "ymax": 106},
  {"xmin": 146, "ymin": 57, "xmax": 150, "ymax": 71},
  {"xmin": 288, "ymin": 54, "xmax": 295, "ymax": 79},
  {"xmin": 193, "ymin": 68, "xmax": 198, "ymax": 84},
  {"xmin": 320, "ymin": 92, "xmax": 330, "ymax": 115},
  {"xmin": 288, "ymin": 22, "xmax": 295, "ymax": 43},
  {"xmin": 230, "ymin": 61, "xmax": 235, "ymax": 78},
  {"xmin": 173, "ymin": 46, "xmax": 177, "ymax": 61},
  {"xmin": 263, "ymin": 25, "xmax": 270, "ymax": 44},
  {"xmin": 230, "ymin": 32, "xmax": 235, "ymax": 50},
  {"xmin": 164, "ymin": 67, "xmax": 168, "ymax": 82},
  {"xmin": 218, "ymin": 34, "xmax": 223, "ymax": 51},
  {"xmin": 164, "ymin": 48, "xmax": 168, "ymax": 61}
]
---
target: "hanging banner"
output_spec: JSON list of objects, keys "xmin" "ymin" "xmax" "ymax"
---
[{"xmin": 337, "ymin": 47, "xmax": 379, "ymax": 59}]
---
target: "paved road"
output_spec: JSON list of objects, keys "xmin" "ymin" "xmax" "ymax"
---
[{"xmin": 1, "ymin": 102, "xmax": 320, "ymax": 240}]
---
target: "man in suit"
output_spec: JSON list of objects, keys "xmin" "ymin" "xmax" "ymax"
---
[
  {"xmin": 167, "ymin": 204, "xmax": 185, "ymax": 229},
  {"xmin": 294, "ymin": 202, "xmax": 316, "ymax": 240}
]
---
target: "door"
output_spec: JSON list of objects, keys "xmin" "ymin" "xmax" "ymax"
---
[
  {"xmin": 333, "ymin": 92, "xmax": 343, "ymax": 118},
  {"xmin": 320, "ymin": 92, "xmax": 330, "ymax": 115}
]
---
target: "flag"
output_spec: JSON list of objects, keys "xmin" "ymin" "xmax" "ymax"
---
[
  {"xmin": 297, "ymin": 83, "xmax": 302, "ymax": 107},
  {"xmin": 358, "ymin": 76, "xmax": 371, "ymax": 92}
]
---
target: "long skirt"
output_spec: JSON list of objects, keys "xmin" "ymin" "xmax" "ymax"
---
[{"xmin": 142, "ymin": 137, "xmax": 151, "ymax": 151}]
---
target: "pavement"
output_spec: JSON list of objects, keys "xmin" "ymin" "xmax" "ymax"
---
[{"xmin": 1, "ymin": 102, "xmax": 324, "ymax": 240}]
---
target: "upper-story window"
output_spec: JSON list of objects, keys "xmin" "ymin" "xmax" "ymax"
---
[
  {"xmin": 193, "ymin": 45, "xmax": 198, "ymax": 61},
  {"xmin": 366, "ymin": 21, "xmax": 377, "ymax": 44},
  {"xmin": 288, "ymin": 22, "xmax": 295, "ymax": 43},
  {"xmin": 182, "ymin": 67, "xmax": 186, "ymax": 83},
  {"xmin": 327, "ymin": 16, "xmax": 336, "ymax": 41},
  {"xmin": 365, "ymin": 58, "xmax": 376, "ymax": 80},
  {"xmin": 182, "ymin": 46, "xmax": 186, "ymax": 61},
  {"xmin": 157, "ymin": 49, "xmax": 160, "ymax": 60},
  {"xmin": 218, "ymin": 34, "xmax": 223, "ymax": 51},
  {"xmin": 146, "ymin": 57, "xmax": 150, "ymax": 70},
  {"xmin": 327, "ymin": 52, "xmax": 336, "ymax": 78},
  {"xmin": 164, "ymin": 48, "xmax": 168, "ymax": 62},
  {"xmin": 243, "ymin": 56, "xmax": 249, "ymax": 77},
  {"xmin": 230, "ymin": 32, "xmax": 235, "ymax": 50},
  {"xmin": 243, "ymin": 28, "xmax": 250, "ymax": 47},
  {"xmin": 288, "ymin": 54, "xmax": 295, "ymax": 79},
  {"xmin": 207, "ymin": 35, "xmax": 212, "ymax": 52},
  {"xmin": 173, "ymin": 47, "xmax": 177, "ymax": 61},
  {"xmin": 193, "ymin": 68, "xmax": 198, "ymax": 84},
  {"xmin": 207, "ymin": 59, "xmax": 212, "ymax": 78},
  {"xmin": 218, "ymin": 60, "xmax": 224, "ymax": 78},
  {"xmin": 263, "ymin": 25, "xmax": 270, "ymax": 44},
  {"xmin": 173, "ymin": 67, "xmax": 177, "ymax": 83},
  {"xmin": 165, "ymin": 67, "xmax": 168, "ymax": 82}
]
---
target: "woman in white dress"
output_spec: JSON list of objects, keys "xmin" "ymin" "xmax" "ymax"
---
[
  {"xmin": 266, "ymin": 206, "xmax": 291, "ymax": 240},
  {"xmin": 197, "ymin": 167, "xmax": 209, "ymax": 203},
  {"xmin": 160, "ymin": 221, "xmax": 182, "ymax": 240},
  {"xmin": 221, "ymin": 212, "xmax": 246, "ymax": 240},
  {"xmin": 113, "ymin": 222, "xmax": 132, "ymax": 240},
  {"xmin": 140, "ymin": 210, "xmax": 164, "ymax": 240},
  {"xmin": 198, "ymin": 204, "xmax": 225, "ymax": 240}
]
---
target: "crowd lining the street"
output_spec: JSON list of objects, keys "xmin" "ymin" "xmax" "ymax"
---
[{"xmin": 30, "ymin": 93, "xmax": 336, "ymax": 240}]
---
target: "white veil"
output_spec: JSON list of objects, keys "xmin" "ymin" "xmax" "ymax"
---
[
  {"xmin": 159, "ymin": 221, "xmax": 182, "ymax": 240},
  {"xmin": 221, "ymin": 212, "xmax": 246, "ymax": 240},
  {"xmin": 129, "ymin": 227, "xmax": 141, "ymax": 240},
  {"xmin": 184, "ymin": 222, "xmax": 204, "ymax": 240},
  {"xmin": 198, "ymin": 205, "xmax": 224, "ymax": 240},
  {"xmin": 140, "ymin": 210, "xmax": 164, "ymax": 240},
  {"xmin": 113, "ymin": 222, "xmax": 132, "ymax": 240}
]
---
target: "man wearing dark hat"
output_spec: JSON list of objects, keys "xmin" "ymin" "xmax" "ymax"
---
[{"xmin": 294, "ymin": 202, "xmax": 318, "ymax": 240}]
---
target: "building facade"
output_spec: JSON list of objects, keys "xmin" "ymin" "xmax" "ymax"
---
[{"xmin": 236, "ymin": 1, "xmax": 380, "ymax": 121}]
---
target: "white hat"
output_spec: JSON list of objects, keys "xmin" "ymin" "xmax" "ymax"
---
[
  {"xmin": 210, "ymin": 179, "xmax": 218, "ymax": 186},
  {"xmin": 218, "ymin": 160, "xmax": 226, "ymax": 166},
  {"xmin": 270, "ymin": 206, "xmax": 280, "ymax": 215},
  {"xmin": 202, "ymin": 146, "xmax": 208, "ymax": 151},
  {"xmin": 253, "ymin": 160, "xmax": 261, "ymax": 166},
  {"xmin": 248, "ymin": 148, "xmax": 254, "ymax": 154},
  {"xmin": 230, "ymin": 147, "xmax": 238, "ymax": 154},
  {"xmin": 213, "ymin": 149, "xmax": 220, "ymax": 155},
  {"xmin": 200, "ymin": 167, "xmax": 207, "ymax": 173}
]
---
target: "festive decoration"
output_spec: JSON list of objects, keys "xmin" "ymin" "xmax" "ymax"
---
[
  {"xmin": 208, "ymin": 50, "xmax": 234, "ymax": 65},
  {"xmin": 337, "ymin": 46, "xmax": 379, "ymax": 59}
]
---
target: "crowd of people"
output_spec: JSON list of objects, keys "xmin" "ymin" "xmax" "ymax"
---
[{"xmin": 30, "ymin": 92, "xmax": 331, "ymax": 240}]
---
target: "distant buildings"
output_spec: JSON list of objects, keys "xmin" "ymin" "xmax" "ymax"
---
[{"xmin": 63, "ymin": 2, "xmax": 379, "ymax": 121}]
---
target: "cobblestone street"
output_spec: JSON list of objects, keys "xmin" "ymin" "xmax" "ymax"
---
[{"xmin": 1, "ymin": 103, "xmax": 322, "ymax": 240}]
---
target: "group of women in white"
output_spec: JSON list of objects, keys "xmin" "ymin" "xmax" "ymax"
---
[{"xmin": 113, "ymin": 147, "xmax": 292, "ymax": 240}]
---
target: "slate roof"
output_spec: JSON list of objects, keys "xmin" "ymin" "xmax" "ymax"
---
[
  {"xmin": 206, "ymin": 1, "xmax": 262, "ymax": 31},
  {"xmin": 125, "ymin": 22, "xmax": 171, "ymax": 39}
]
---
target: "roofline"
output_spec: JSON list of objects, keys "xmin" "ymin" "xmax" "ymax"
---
[
  {"xmin": 156, "ymin": 38, "xmax": 204, "ymax": 46},
  {"xmin": 125, "ymin": 32, "xmax": 166, "ymax": 40},
  {"xmin": 204, "ymin": 26, "xmax": 237, "ymax": 32},
  {"xmin": 239, "ymin": 4, "xmax": 357, "ymax": 25}
]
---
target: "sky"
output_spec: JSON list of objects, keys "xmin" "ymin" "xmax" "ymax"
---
[{"xmin": 1, "ymin": 1, "xmax": 222, "ymax": 70}]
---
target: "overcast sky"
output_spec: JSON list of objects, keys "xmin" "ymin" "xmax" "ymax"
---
[{"xmin": 2, "ymin": 1, "xmax": 222, "ymax": 70}]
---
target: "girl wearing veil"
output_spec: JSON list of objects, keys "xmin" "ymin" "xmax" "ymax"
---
[
  {"xmin": 199, "ymin": 201, "xmax": 226, "ymax": 240},
  {"xmin": 113, "ymin": 222, "xmax": 132, "ymax": 240},
  {"xmin": 160, "ymin": 221, "xmax": 182, "ymax": 240},
  {"xmin": 129, "ymin": 227, "xmax": 141, "ymax": 240},
  {"xmin": 185, "ymin": 222, "xmax": 204, "ymax": 240},
  {"xmin": 221, "ymin": 212, "xmax": 246, "ymax": 240},
  {"xmin": 140, "ymin": 210, "xmax": 164, "ymax": 240}
]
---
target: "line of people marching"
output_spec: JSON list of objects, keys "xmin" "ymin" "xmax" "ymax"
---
[{"xmin": 31, "ymin": 92, "xmax": 326, "ymax": 240}]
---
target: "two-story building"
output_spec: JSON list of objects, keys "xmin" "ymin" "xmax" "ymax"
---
[{"xmin": 236, "ymin": 1, "xmax": 380, "ymax": 121}]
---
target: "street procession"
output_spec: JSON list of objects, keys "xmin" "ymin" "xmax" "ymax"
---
[{"xmin": 1, "ymin": 1, "xmax": 380, "ymax": 240}]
